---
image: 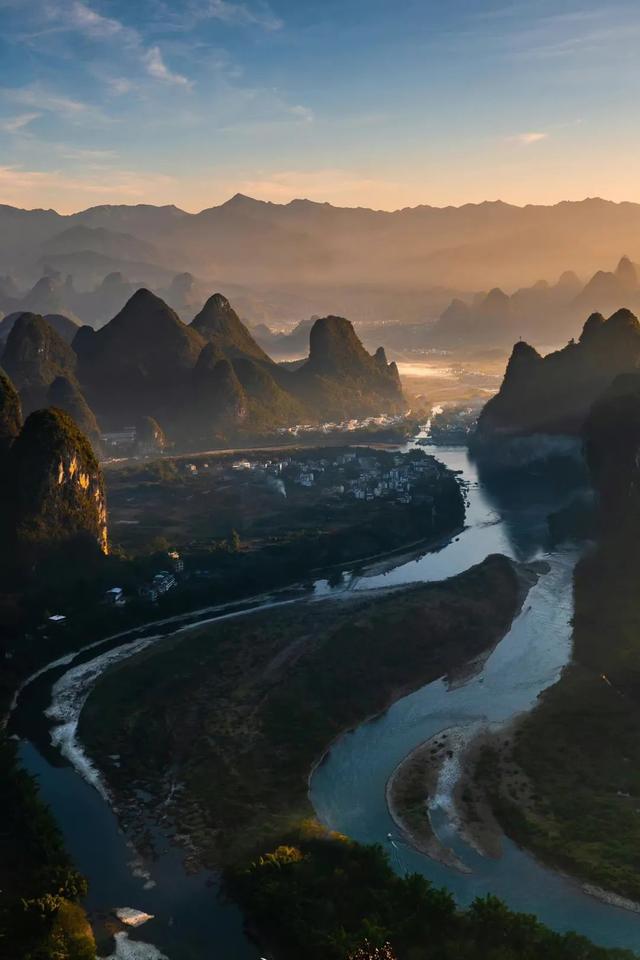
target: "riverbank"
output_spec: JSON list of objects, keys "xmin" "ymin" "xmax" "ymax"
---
[
  {"xmin": 0, "ymin": 740, "xmax": 96, "ymax": 960},
  {"xmin": 1, "ymin": 444, "xmax": 464, "ymax": 718},
  {"xmin": 17, "ymin": 435, "xmax": 640, "ymax": 958},
  {"xmin": 0, "ymin": 443, "xmax": 465, "ymax": 957},
  {"xmin": 472, "ymin": 534, "xmax": 640, "ymax": 905},
  {"xmin": 385, "ymin": 562, "xmax": 547, "ymax": 868},
  {"xmin": 78, "ymin": 554, "xmax": 529, "ymax": 872}
]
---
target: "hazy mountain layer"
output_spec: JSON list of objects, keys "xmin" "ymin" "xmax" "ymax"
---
[{"xmin": 5, "ymin": 196, "xmax": 640, "ymax": 302}]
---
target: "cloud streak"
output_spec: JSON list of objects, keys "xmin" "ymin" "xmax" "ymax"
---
[
  {"xmin": 37, "ymin": 1, "xmax": 194, "ymax": 91},
  {"xmin": 67, "ymin": 1, "xmax": 129, "ymax": 39},
  {"xmin": 507, "ymin": 131, "xmax": 549, "ymax": 145},
  {"xmin": 143, "ymin": 46, "xmax": 193, "ymax": 88},
  {"xmin": 0, "ymin": 112, "xmax": 41, "ymax": 133},
  {"xmin": 201, "ymin": 0, "xmax": 283, "ymax": 31},
  {"xmin": 3, "ymin": 84, "xmax": 89, "ymax": 118}
]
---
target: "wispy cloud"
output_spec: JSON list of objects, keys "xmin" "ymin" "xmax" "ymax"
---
[
  {"xmin": 288, "ymin": 104, "xmax": 314, "ymax": 123},
  {"xmin": 506, "ymin": 131, "xmax": 549, "ymax": 145},
  {"xmin": 56, "ymin": 145, "xmax": 118, "ymax": 161},
  {"xmin": 3, "ymin": 84, "xmax": 89, "ymax": 118},
  {"xmin": 66, "ymin": 1, "xmax": 129, "ymax": 39},
  {"xmin": 106, "ymin": 77, "xmax": 135, "ymax": 96},
  {"xmin": 0, "ymin": 112, "xmax": 41, "ymax": 133},
  {"xmin": 34, "ymin": 2, "xmax": 195, "ymax": 91},
  {"xmin": 143, "ymin": 46, "xmax": 193, "ymax": 88},
  {"xmin": 201, "ymin": 0, "xmax": 283, "ymax": 31}
]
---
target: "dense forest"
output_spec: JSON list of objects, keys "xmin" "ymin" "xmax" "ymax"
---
[{"xmin": 229, "ymin": 827, "xmax": 635, "ymax": 960}]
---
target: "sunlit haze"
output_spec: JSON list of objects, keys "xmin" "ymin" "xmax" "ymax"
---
[{"xmin": 1, "ymin": 0, "xmax": 640, "ymax": 212}]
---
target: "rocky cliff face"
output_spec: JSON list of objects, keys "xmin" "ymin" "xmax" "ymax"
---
[
  {"xmin": 8, "ymin": 408, "xmax": 107, "ymax": 565},
  {"xmin": 2, "ymin": 313, "xmax": 78, "ymax": 415},
  {"xmin": 474, "ymin": 309, "xmax": 640, "ymax": 449}
]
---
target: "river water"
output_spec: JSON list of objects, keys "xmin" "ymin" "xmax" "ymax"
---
[{"xmin": 10, "ymin": 439, "xmax": 640, "ymax": 957}]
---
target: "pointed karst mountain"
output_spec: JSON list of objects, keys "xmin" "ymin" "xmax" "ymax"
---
[
  {"xmin": 20, "ymin": 275, "xmax": 65, "ymax": 314},
  {"xmin": 7, "ymin": 407, "xmax": 108, "ymax": 567},
  {"xmin": 75, "ymin": 288, "xmax": 205, "ymax": 423},
  {"xmin": 432, "ymin": 288, "xmax": 514, "ymax": 348},
  {"xmin": 233, "ymin": 357, "xmax": 306, "ymax": 430},
  {"xmin": 2, "ymin": 313, "xmax": 77, "ymax": 415},
  {"xmin": 191, "ymin": 293, "xmax": 272, "ymax": 362},
  {"xmin": 473, "ymin": 308, "xmax": 640, "ymax": 446},
  {"xmin": 0, "ymin": 311, "xmax": 79, "ymax": 345},
  {"xmin": 0, "ymin": 369, "xmax": 22, "ymax": 451},
  {"xmin": 294, "ymin": 315, "xmax": 404, "ymax": 419},
  {"xmin": 47, "ymin": 375, "xmax": 102, "ymax": 456},
  {"xmin": 573, "ymin": 258, "xmax": 640, "ymax": 316},
  {"xmin": 167, "ymin": 272, "xmax": 202, "ymax": 314},
  {"xmin": 135, "ymin": 415, "xmax": 166, "ymax": 455},
  {"xmin": 615, "ymin": 255, "xmax": 639, "ymax": 291},
  {"xmin": 16, "ymin": 275, "xmax": 81, "ymax": 325},
  {"xmin": 477, "ymin": 287, "xmax": 511, "ymax": 320},
  {"xmin": 556, "ymin": 269, "xmax": 582, "ymax": 292},
  {"xmin": 187, "ymin": 343, "xmax": 248, "ymax": 443},
  {"xmin": 66, "ymin": 290, "xmax": 404, "ymax": 444}
]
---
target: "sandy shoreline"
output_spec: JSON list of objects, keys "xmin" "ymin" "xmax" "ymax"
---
[
  {"xmin": 388, "ymin": 712, "xmax": 640, "ymax": 918},
  {"xmin": 386, "ymin": 730, "xmax": 472, "ymax": 873}
]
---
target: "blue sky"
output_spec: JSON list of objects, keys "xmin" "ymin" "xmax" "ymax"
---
[{"xmin": 0, "ymin": 0, "xmax": 639, "ymax": 211}]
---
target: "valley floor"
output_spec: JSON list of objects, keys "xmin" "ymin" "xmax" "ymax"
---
[{"xmin": 78, "ymin": 554, "xmax": 530, "ymax": 870}]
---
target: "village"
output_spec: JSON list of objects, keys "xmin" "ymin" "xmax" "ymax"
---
[
  {"xmin": 95, "ymin": 444, "xmax": 463, "ymax": 618},
  {"xmin": 180, "ymin": 447, "xmax": 445, "ymax": 507}
]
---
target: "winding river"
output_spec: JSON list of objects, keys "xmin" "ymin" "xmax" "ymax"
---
[{"xmin": 10, "ymin": 437, "xmax": 640, "ymax": 958}]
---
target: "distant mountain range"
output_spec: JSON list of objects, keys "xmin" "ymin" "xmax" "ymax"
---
[
  {"xmin": 251, "ymin": 255, "xmax": 640, "ymax": 357},
  {"xmin": 3, "ymin": 251, "xmax": 637, "ymax": 364},
  {"xmin": 4, "ymin": 195, "xmax": 640, "ymax": 330},
  {"xmin": 0, "ymin": 291, "xmax": 405, "ymax": 453},
  {"xmin": 426, "ymin": 255, "xmax": 640, "ymax": 350}
]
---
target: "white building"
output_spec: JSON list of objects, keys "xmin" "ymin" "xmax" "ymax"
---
[{"xmin": 105, "ymin": 587, "xmax": 126, "ymax": 606}]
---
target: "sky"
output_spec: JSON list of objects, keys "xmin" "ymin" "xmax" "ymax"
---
[{"xmin": 0, "ymin": 0, "xmax": 639, "ymax": 213}]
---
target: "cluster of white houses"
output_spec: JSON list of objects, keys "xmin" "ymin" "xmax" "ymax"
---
[{"xmin": 229, "ymin": 450, "xmax": 440, "ymax": 504}]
